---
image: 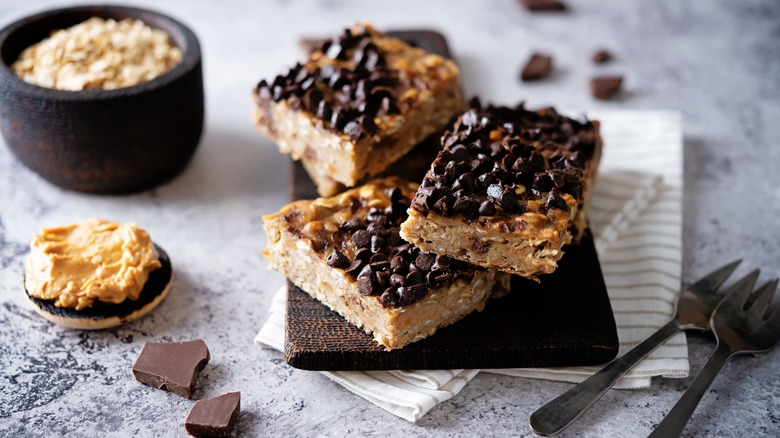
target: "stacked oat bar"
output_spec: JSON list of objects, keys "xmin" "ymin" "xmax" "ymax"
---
[{"xmin": 257, "ymin": 25, "xmax": 602, "ymax": 350}]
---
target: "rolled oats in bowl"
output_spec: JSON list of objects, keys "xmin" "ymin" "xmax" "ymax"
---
[{"xmin": 11, "ymin": 17, "xmax": 182, "ymax": 90}]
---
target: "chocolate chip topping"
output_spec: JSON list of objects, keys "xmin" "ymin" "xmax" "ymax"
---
[
  {"xmin": 412, "ymin": 99, "xmax": 595, "ymax": 220},
  {"xmin": 329, "ymin": 185, "xmax": 479, "ymax": 308},
  {"xmin": 255, "ymin": 27, "xmax": 401, "ymax": 140}
]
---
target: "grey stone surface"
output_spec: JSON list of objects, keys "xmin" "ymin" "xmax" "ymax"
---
[{"xmin": 0, "ymin": 0, "xmax": 778, "ymax": 436}]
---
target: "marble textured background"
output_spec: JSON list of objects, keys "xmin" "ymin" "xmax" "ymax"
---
[{"xmin": 0, "ymin": 0, "xmax": 778, "ymax": 436}]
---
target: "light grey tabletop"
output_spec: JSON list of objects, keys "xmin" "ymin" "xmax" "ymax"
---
[{"xmin": 1, "ymin": 0, "xmax": 778, "ymax": 436}]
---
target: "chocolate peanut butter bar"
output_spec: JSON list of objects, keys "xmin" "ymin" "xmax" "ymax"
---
[
  {"xmin": 253, "ymin": 24, "xmax": 463, "ymax": 196},
  {"xmin": 262, "ymin": 177, "xmax": 510, "ymax": 350},
  {"xmin": 400, "ymin": 99, "xmax": 602, "ymax": 279}
]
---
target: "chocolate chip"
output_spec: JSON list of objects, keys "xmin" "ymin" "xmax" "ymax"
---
[
  {"xmin": 357, "ymin": 276, "xmax": 375, "ymax": 295},
  {"xmin": 521, "ymin": 53, "xmax": 553, "ymax": 81},
  {"xmin": 520, "ymin": 0, "xmax": 567, "ymax": 12},
  {"xmin": 498, "ymin": 188, "xmax": 519, "ymax": 212},
  {"xmin": 345, "ymin": 259, "xmax": 365, "ymax": 278},
  {"xmin": 370, "ymin": 235, "xmax": 386, "ymax": 253},
  {"xmin": 369, "ymin": 253, "xmax": 388, "ymax": 264},
  {"xmin": 590, "ymin": 76, "xmax": 623, "ymax": 100},
  {"xmin": 397, "ymin": 285, "xmax": 424, "ymax": 306},
  {"xmin": 352, "ymin": 230, "xmax": 371, "ymax": 248},
  {"xmin": 478, "ymin": 200, "xmax": 496, "ymax": 216},
  {"xmin": 340, "ymin": 218, "xmax": 362, "ymax": 232},
  {"xmin": 357, "ymin": 264, "xmax": 373, "ymax": 279},
  {"xmin": 414, "ymin": 253, "xmax": 435, "ymax": 271},
  {"xmin": 592, "ymin": 49, "xmax": 612, "ymax": 64},
  {"xmin": 461, "ymin": 110, "xmax": 478, "ymax": 127},
  {"xmin": 533, "ymin": 173, "xmax": 553, "ymax": 192},
  {"xmin": 406, "ymin": 270, "xmax": 424, "ymax": 286},
  {"xmin": 453, "ymin": 197, "xmax": 478, "ymax": 217},
  {"xmin": 545, "ymin": 189, "xmax": 568, "ymax": 211},
  {"xmin": 390, "ymin": 255, "xmax": 406, "ymax": 272},
  {"xmin": 450, "ymin": 144, "xmax": 470, "ymax": 162},
  {"xmin": 380, "ymin": 288, "xmax": 399, "ymax": 307},
  {"xmin": 375, "ymin": 270, "xmax": 390, "ymax": 289},
  {"xmin": 354, "ymin": 248, "xmax": 373, "ymax": 262},
  {"xmin": 359, "ymin": 114, "xmax": 377, "ymax": 135},
  {"xmin": 326, "ymin": 251, "xmax": 349, "ymax": 268},
  {"xmin": 390, "ymin": 273, "xmax": 406, "ymax": 287},
  {"xmin": 432, "ymin": 255, "xmax": 451, "ymax": 271},
  {"xmin": 432, "ymin": 195, "xmax": 453, "ymax": 216}
]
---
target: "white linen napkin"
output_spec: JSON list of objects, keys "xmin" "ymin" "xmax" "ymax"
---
[{"xmin": 255, "ymin": 110, "xmax": 686, "ymax": 420}]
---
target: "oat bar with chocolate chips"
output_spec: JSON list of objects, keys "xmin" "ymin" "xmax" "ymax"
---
[
  {"xmin": 262, "ymin": 177, "xmax": 510, "ymax": 350},
  {"xmin": 400, "ymin": 100, "xmax": 602, "ymax": 280},
  {"xmin": 253, "ymin": 24, "xmax": 463, "ymax": 196}
]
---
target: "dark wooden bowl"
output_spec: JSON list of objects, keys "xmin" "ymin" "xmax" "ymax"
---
[{"xmin": 0, "ymin": 5, "xmax": 204, "ymax": 194}]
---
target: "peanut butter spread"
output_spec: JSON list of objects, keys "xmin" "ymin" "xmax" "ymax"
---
[{"xmin": 24, "ymin": 218, "xmax": 161, "ymax": 310}]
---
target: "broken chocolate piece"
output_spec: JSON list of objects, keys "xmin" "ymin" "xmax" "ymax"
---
[
  {"xmin": 520, "ymin": 0, "xmax": 567, "ymax": 12},
  {"xmin": 592, "ymin": 49, "xmax": 612, "ymax": 64},
  {"xmin": 590, "ymin": 76, "xmax": 623, "ymax": 100},
  {"xmin": 185, "ymin": 392, "xmax": 240, "ymax": 437},
  {"xmin": 521, "ymin": 53, "xmax": 553, "ymax": 81},
  {"xmin": 132, "ymin": 339, "xmax": 210, "ymax": 399}
]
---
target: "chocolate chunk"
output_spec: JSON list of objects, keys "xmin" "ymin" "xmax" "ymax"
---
[
  {"xmin": 414, "ymin": 253, "xmax": 435, "ymax": 271},
  {"xmin": 592, "ymin": 49, "xmax": 612, "ymax": 64},
  {"xmin": 590, "ymin": 76, "xmax": 623, "ymax": 100},
  {"xmin": 345, "ymin": 259, "xmax": 365, "ymax": 278},
  {"xmin": 521, "ymin": 53, "xmax": 553, "ymax": 81},
  {"xmin": 520, "ymin": 0, "xmax": 567, "ymax": 11},
  {"xmin": 357, "ymin": 276, "xmax": 376, "ymax": 295},
  {"xmin": 352, "ymin": 230, "xmax": 371, "ymax": 248},
  {"xmin": 184, "ymin": 391, "xmax": 240, "ymax": 438},
  {"xmin": 326, "ymin": 251, "xmax": 349, "ymax": 268},
  {"xmin": 299, "ymin": 37, "xmax": 328, "ymax": 54},
  {"xmin": 132, "ymin": 340, "xmax": 210, "ymax": 399}
]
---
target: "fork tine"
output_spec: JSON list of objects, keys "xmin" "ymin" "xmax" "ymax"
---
[
  {"xmin": 721, "ymin": 269, "xmax": 761, "ymax": 304},
  {"xmin": 746, "ymin": 279, "xmax": 779, "ymax": 318},
  {"xmin": 688, "ymin": 259, "xmax": 742, "ymax": 294}
]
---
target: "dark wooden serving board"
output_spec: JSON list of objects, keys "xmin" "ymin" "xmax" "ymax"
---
[
  {"xmin": 285, "ymin": 160, "xmax": 619, "ymax": 371},
  {"xmin": 283, "ymin": 30, "xmax": 618, "ymax": 370}
]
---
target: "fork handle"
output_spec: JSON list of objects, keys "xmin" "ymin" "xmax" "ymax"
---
[
  {"xmin": 530, "ymin": 320, "xmax": 680, "ymax": 436},
  {"xmin": 648, "ymin": 342, "xmax": 732, "ymax": 437}
]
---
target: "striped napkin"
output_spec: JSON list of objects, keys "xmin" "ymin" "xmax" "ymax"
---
[{"xmin": 255, "ymin": 110, "xmax": 686, "ymax": 420}]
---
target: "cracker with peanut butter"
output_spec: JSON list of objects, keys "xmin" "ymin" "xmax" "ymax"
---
[{"xmin": 23, "ymin": 218, "xmax": 173, "ymax": 329}]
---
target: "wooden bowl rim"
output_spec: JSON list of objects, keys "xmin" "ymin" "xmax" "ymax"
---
[{"xmin": 0, "ymin": 4, "xmax": 201, "ymax": 101}]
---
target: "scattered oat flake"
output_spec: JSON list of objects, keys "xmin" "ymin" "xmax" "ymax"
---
[{"xmin": 11, "ymin": 17, "xmax": 182, "ymax": 91}]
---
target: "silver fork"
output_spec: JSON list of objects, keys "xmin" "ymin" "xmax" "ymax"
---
[
  {"xmin": 529, "ymin": 260, "xmax": 756, "ymax": 436},
  {"xmin": 649, "ymin": 277, "xmax": 780, "ymax": 437}
]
